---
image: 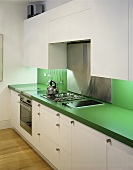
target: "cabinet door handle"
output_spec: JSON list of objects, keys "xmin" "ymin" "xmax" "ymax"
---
[
  {"xmin": 56, "ymin": 148, "xmax": 60, "ymax": 151},
  {"xmin": 56, "ymin": 113, "xmax": 60, "ymax": 117},
  {"xmin": 38, "ymin": 104, "xmax": 40, "ymax": 107},
  {"xmin": 37, "ymin": 133, "xmax": 40, "ymax": 136},
  {"xmin": 56, "ymin": 123, "xmax": 60, "ymax": 127},
  {"xmin": 71, "ymin": 121, "xmax": 74, "ymax": 125},
  {"xmin": 106, "ymin": 138, "xmax": 112, "ymax": 144},
  {"xmin": 38, "ymin": 112, "xmax": 40, "ymax": 116}
]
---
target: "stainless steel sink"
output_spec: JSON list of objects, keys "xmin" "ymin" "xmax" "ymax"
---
[{"xmin": 62, "ymin": 99, "xmax": 103, "ymax": 108}]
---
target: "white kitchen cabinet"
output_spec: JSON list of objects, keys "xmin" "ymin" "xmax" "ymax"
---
[
  {"xmin": 47, "ymin": 108, "xmax": 72, "ymax": 155},
  {"xmin": 60, "ymin": 148, "xmax": 71, "ymax": 170},
  {"xmin": 48, "ymin": 0, "xmax": 91, "ymax": 21},
  {"xmin": 24, "ymin": 13, "xmax": 48, "ymax": 68},
  {"xmin": 24, "ymin": 13, "xmax": 67, "ymax": 69},
  {"xmin": 47, "ymin": 110, "xmax": 60, "ymax": 145},
  {"xmin": 32, "ymin": 101, "xmax": 71, "ymax": 170},
  {"xmin": 129, "ymin": 0, "xmax": 133, "ymax": 81},
  {"xmin": 91, "ymin": 0, "xmax": 128, "ymax": 80},
  {"xmin": 48, "ymin": 0, "xmax": 92, "ymax": 43},
  {"xmin": 11, "ymin": 90, "xmax": 20, "ymax": 130},
  {"xmin": 107, "ymin": 137, "xmax": 133, "ymax": 170},
  {"xmin": 32, "ymin": 102, "xmax": 54, "ymax": 163},
  {"xmin": 48, "ymin": 15, "xmax": 70, "ymax": 43},
  {"xmin": 71, "ymin": 120, "xmax": 106, "ymax": 170},
  {"xmin": 60, "ymin": 122, "xmax": 71, "ymax": 154},
  {"xmin": 32, "ymin": 101, "xmax": 49, "ymax": 150},
  {"xmin": 48, "ymin": 9, "xmax": 92, "ymax": 43},
  {"xmin": 47, "ymin": 109, "xmax": 72, "ymax": 170},
  {"xmin": 47, "ymin": 138, "xmax": 60, "ymax": 170},
  {"xmin": 12, "ymin": 98, "xmax": 133, "ymax": 170}
]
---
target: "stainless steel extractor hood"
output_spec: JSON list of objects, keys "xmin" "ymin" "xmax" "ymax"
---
[{"xmin": 67, "ymin": 41, "xmax": 111, "ymax": 103}]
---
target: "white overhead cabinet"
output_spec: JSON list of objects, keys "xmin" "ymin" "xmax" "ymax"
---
[
  {"xmin": 23, "ymin": 0, "xmax": 133, "ymax": 80},
  {"xmin": 24, "ymin": 13, "xmax": 67, "ymax": 69},
  {"xmin": 91, "ymin": 0, "xmax": 128, "ymax": 80},
  {"xmin": 24, "ymin": 13, "xmax": 48, "ymax": 68},
  {"xmin": 48, "ymin": 9, "xmax": 91, "ymax": 43},
  {"xmin": 48, "ymin": 0, "xmax": 130, "ymax": 80},
  {"xmin": 48, "ymin": 0, "xmax": 92, "ymax": 43},
  {"xmin": 107, "ymin": 137, "xmax": 133, "ymax": 169},
  {"xmin": 129, "ymin": 0, "xmax": 133, "ymax": 81}
]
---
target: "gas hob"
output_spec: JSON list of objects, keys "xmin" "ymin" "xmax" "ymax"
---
[{"xmin": 40, "ymin": 92, "xmax": 86, "ymax": 102}]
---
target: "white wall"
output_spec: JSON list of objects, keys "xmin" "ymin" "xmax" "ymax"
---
[{"xmin": 0, "ymin": 2, "xmax": 37, "ymax": 129}]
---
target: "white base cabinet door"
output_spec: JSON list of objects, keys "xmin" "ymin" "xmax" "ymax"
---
[
  {"xmin": 11, "ymin": 90, "xmax": 20, "ymax": 130},
  {"xmin": 91, "ymin": 0, "xmax": 128, "ymax": 80},
  {"xmin": 60, "ymin": 148, "xmax": 71, "ymax": 170},
  {"xmin": 60, "ymin": 122, "xmax": 71, "ymax": 155},
  {"xmin": 32, "ymin": 101, "xmax": 72, "ymax": 170},
  {"xmin": 72, "ymin": 120, "xmax": 106, "ymax": 170},
  {"xmin": 32, "ymin": 103, "xmax": 49, "ymax": 150},
  {"xmin": 107, "ymin": 137, "xmax": 133, "ymax": 170},
  {"xmin": 47, "ymin": 139, "xmax": 60, "ymax": 170}
]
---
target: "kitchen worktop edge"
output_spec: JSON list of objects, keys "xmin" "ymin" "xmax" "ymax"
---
[{"xmin": 8, "ymin": 84, "xmax": 133, "ymax": 148}]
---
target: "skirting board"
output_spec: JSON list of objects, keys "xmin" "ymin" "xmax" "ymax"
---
[{"xmin": 0, "ymin": 120, "xmax": 11, "ymax": 129}]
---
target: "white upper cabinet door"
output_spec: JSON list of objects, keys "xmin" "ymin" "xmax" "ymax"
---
[
  {"xmin": 24, "ymin": 13, "xmax": 48, "ymax": 68},
  {"xmin": 72, "ymin": 120, "xmax": 106, "ymax": 170},
  {"xmin": 24, "ymin": 13, "xmax": 67, "ymax": 69},
  {"xmin": 129, "ymin": 0, "xmax": 133, "ymax": 81},
  {"xmin": 91, "ymin": 0, "xmax": 128, "ymax": 80},
  {"xmin": 107, "ymin": 137, "xmax": 133, "ymax": 170},
  {"xmin": 67, "ymin": 9, "xmax": 92, "ymax": 42},
  {"xmin": 48, "ymin": 16, "xmax": 70, "ymax": 43},
  {"xmin": 48, "ymin": 0, "xmax": 91, "ymax": 21},
  {"xmin": 48, "ymin": 9, "xmax": 91, "ymax": 43},
  {"xmin": 48, "ymin": 1, "xmax": 92, "ymax": 43}
]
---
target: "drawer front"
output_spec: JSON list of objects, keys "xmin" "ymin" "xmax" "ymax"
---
[
  {"xmin": 60, "ymin": 114, "xmax": 73, "ymax": 127},
  {"xmin": 49, "ymin": 108, "xmax": 60, "ymax": 121},
  {"xmin": 32, "ymin": 100, "xmax": 40, "ymax": 110}
]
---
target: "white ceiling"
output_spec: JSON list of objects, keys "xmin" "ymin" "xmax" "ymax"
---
[{"xmin": 0, "ymin": 0, "xmax": 46, "ymax": 4}]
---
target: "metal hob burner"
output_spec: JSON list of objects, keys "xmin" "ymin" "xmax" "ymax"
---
[{"xmin": 40, "ymin": 92, "xmax": 86, "ymax": 102}]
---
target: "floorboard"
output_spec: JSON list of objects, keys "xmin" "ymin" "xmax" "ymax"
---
[{"xmin": 0, "ymin": 128, "xmax": 53, "ymax": 170}]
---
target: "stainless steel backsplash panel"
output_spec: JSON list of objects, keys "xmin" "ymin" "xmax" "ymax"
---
[
  {"xmin": 67, "ymin": 42, "xmax": 111, "ymax": 103},
  {"xmin": 86, "ymin": 76, "xmax": 111, "ymax": 103}
]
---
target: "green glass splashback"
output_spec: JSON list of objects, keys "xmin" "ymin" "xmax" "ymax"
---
[
  {"xmin": 112, "ymin": 79, "xmax": 133, "ymax": 111},
  {"xmin": 38, "ymin": 68, "xmax": 133, "ymax": 111},
  {"xmin": 37, "ymin": 68, "xmax": 67, "ymax": 91}
]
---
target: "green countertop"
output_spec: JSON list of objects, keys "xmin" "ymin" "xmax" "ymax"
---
[{"xmin": 8, "ymin": 83, "xmax": 133, "ymax": 148}]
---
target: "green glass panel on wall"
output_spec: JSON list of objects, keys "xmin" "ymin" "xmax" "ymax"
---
[
  {"xmin": 37, "ymin": 68, "xmax": 67, "ymax": 91},
  {"xmin": 112, "ymin": 79, "xmax": 133, "ymax": 111}
]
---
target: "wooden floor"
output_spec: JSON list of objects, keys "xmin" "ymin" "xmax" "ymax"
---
[{"xmin": 0, "ymin": 128, "xmax": 53, "ymax": 170}]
